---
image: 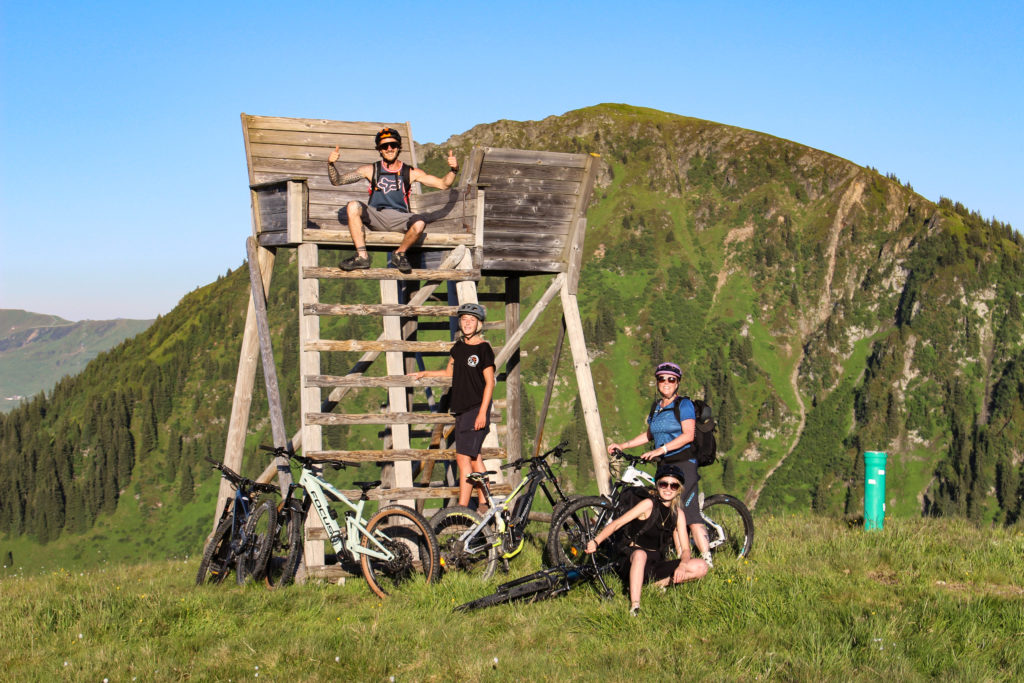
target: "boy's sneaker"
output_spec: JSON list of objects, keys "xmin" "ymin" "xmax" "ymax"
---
[
  {"xmin": 391, "ymin": 251, "xmax": 412, "ymax": 273},
  {"xmin": 702, "ymin": 551, "xmax": 714, "ymax": 569},
  {"xmin": 340, "ymin": 254, "xmax": 371, "ymax": 271}
]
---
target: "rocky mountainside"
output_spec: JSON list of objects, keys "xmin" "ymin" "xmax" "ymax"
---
[{"xmin": 2, "ymin": 104, "xmax": 1021, "ymax": 569}]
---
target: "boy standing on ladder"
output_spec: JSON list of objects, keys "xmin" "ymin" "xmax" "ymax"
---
[{"xmin": 327, "ymin": 127, "xmax": 459, "ymax": 273}]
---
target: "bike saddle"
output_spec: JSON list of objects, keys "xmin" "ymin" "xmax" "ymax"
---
[{"xmin": 353, "ymin": 480, "xmax": 382, "ymax": 492}]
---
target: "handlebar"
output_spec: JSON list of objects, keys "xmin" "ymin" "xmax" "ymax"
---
[
  {"xmin": 205, "ymin": 457, "xmax": 279, "ymax": 495},
  {"xmin": 609, "ymin": 447, "xmax": 648, "ymax": 466},
  {"xmin": 258, "ymin": 444, "xmax": 346, "ymax": 470},
  {"xmin": 502, "ymin": 440, "xmax": 569, "ymax": 471}
]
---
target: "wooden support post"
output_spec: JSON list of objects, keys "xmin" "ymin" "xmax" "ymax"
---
[
  {"xmin": 381, "ymin": 277, "xmax": 414, "ymax": 507},
  {"xmin": 533, "ymin": 317, "xmax": 567, "ymax": 457},
  {"xmin": 216, "ymin": 242, "xmax": 275, "ymax": 527},
  {"xmin": 297, "ymin": 242, "xmax": 324, "ymax": 569},
  {"xmin": 559, "ymin": 282, "xmax": 611, "ymax": 495},
  {"xmin": 246, "ymin": 237, "xmax": 293, "ymax": 495},
  {"xmin": 504, "ymin": 276, "xmax": 521, "ymax": 472}
]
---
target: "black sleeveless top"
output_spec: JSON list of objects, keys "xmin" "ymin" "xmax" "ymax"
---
[{"xmin": 624, "ymin": 501, "xmax": 676, "ymax": 552}]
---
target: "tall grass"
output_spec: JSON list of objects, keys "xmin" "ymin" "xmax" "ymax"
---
[{"xmin": 2, "ymin": 514, "xmax": 1022, "ymax": 681}]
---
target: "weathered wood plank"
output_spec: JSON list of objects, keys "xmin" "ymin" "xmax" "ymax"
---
[
  {"xmin": 305, "ymin": 374, "xmax": 452, "ymax": 388},
  {"xmin": 482, "ymin": 258, "xmax": 566, "ymax": 273},
  {"xmin": 482, "ymin": 147, "xmax": 589, "ymax": 167},
  {"xmin": 476, "ymin": 216, "xmax": 574, "ymax": 233},
  {"xmin": 306, "ymin": 447, "xmax": 505, "ymax": 462},
  {"xmin": 484, "ymin": 191, "xmax": 580, "ymax": 208},
  {"xmin": 307, "ymin": 340, "xmax": 454, "ymax": 353},
  {"xmin": 484, "ymin": 202, "xmax": 575, "ymax": 221},
  {"xmin": 302, "ymin": 266, "xmax": 481, "ymax": 282},
  {"xmin": 478, "ymin": 162, "xmax": 587, "ymax": 182},
  {"xmin": 303, "ymin": 483, "xmax": 514, "ymax": 503},
  {"xmin": 301, "ymin": 230, "xmax": 475, "ymax": 246},
  {"xmin": 250, "ymin": 142, "xmax": 381, "ymax": 163},
  {"xmin": 470, "ymin": 175, "xmax": 581, "ymax": 195},
  {"xmin": 307, "ymin": 407, "xmax": 504, "ymax": 427},
  {"xmin": 248, "ymin": 129, "xmax": 375, "ymax": 149},
  {"xmin": 243, "ymin": 115, "xmax": 409, "ymax": 137},
  {"xmin": 304, "ymin": 303, "xmax": 460, "ymax": 317}
]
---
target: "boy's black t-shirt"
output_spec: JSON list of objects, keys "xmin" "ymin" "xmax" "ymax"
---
[{"xmin": 449, "ymin": 339, "xmax": 495, "ymax": 414}]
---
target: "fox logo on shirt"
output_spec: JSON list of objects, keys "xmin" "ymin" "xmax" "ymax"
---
[{"xmin": 376, "ymin": 175, "xmax": 400, "ymax": 194}]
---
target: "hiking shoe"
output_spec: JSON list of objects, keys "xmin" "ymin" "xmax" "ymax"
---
[
  {"xmin": 391, "ymin": 251, "xmax": 412, "ymax": 273},
  {"xmin": 629, "ymin": 605, "xmax": 640, "ymax": 617},
  {"xmin": 702, "ymin": 551, "xmax": 714, "ymax": 569},
  {"xmin": 340, "ymin": 254, "xmax": 371, "ymax": 271}
]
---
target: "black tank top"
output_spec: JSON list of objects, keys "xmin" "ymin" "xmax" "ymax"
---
[{"xmin": 625, "ymin": 502, "xmax": 675, "ymax": 552}]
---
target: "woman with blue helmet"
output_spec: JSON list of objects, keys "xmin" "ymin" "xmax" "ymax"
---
[{"xmin": 606, "ymin": 361, "xmax": 713, "ymax": 567}]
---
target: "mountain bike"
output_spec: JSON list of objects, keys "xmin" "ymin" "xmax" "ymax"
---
[
  {"xmin": 454, "ymin": 552, "xmax": 616, "ymax": 612},
  {"xmin": 257, "ymin": 445, "xmax": 305, "ymax": 589},
  {"xmin": 547, "ymin": 448, "xmax": 754, "ymax": 567},
  {"xmin": 272, "ymin": 446, "xmax": 441, "ymax": 598},
  {"xmin": 196, "ymin": 458, "xmax": 280, "ymax": 586},
  {"xmin": 431, "ymin": 441, "xmax": 575, "ymax": 580}
]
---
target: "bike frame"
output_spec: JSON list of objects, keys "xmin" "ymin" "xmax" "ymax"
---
[
  {"xmin": 460, "ymin": 457, "xmax": 567, "ymax": 558},
  {"xmin": 297, "ymin": 466, "xmax": 395, "ymax": 563}
]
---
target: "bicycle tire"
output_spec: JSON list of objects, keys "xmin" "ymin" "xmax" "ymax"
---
[
  {"xmin": 360, "ymin": 505, "xmax": 441, "ymax": 599},
  {"xmin": 431, "ymin": 506, "xmax": 499, "ymax": 580},
  {"xmin": 236, "ymin": 499, "xmax": 277, "ymax": 584},
  {"xmin": 701, "ymin": 494, "xmax": 754, "ymax": 560},
  {"xmin": 546, "ymin": 496, "xmax": 616, "ymax": 567},
  {"xmin": 265, "ymin": 500, "xmax": 303, "ymax": 589},
  {"xmin": 196, "ymin": 513, "xmax": 234, "ymax": 585}
]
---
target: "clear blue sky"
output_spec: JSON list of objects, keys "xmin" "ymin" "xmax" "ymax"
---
[{"xmin": 2, "ymin": 1, "xmax": 1021, "ymax": 320}]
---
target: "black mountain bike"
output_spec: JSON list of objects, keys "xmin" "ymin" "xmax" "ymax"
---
[
  {"xmin": 547, "ymin": 448, "xmax": 754, "ymax": 567},
  {"xmin": 257, "ymin": 445, "xmax": 305, "ymax": 589},
  {"xmin": 454, "ymin": 552, "xmax": 616, "ymax": 612},
  {"xmin": 196, "ymin": 458, "xmax": 280, "ymax": 585},
  {"xmin": 431, "ymin": 441, "xmax": 575, "ymax": 580}
]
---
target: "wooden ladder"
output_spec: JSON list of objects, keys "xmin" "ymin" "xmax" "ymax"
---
[{"xmin": 295, "ymin": 238, "xmax": 509, "ymax": 572}]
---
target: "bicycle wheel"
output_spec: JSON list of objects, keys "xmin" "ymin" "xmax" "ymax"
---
[
  {"xmin": 236, "ymin": 499, "xmax": 277, "ymax": 584},
  {"xmin": 546, "ymin": 496, "xmax": 615, "ymax": 567},
  {"xmin": 701, "ymin": 494, "xmax": 754, "ymax": 560},
  {"xmin": 265, "ymin": 500, "xmax": 303, "ymax": 589},
  {"xmin": 196, "ymin": 514, "xmax": 234, "ymax": 585},
  {"xmin": 360, "ymin": 505, "xmax": 441, "ymax": 599},
  {"xmin": 432, "ymin": 505, "xmax": 499, "ymax": 580}
]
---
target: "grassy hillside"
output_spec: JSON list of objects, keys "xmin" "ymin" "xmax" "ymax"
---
[
  {"xmin": 2, "ymin": 515, "xmax": 1021, "ymax": 681},
  {"xmin": 0, "ymin": 309, "xmax": 152, "ymax": 412},
  {"xmin": 2, "ymin": 104, "xmax": 1024, "ymax": 570}
]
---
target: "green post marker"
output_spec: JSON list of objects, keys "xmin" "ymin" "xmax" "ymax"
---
[{"xmin": 863, "ymin": 451, "xmax": 887, "ymax": 530}]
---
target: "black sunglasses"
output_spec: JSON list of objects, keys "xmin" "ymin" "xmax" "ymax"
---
[
  {"xmin": 657, "ymin": 480, "xmax": 681, "ymax": 491},
  {"xmin": 378, "ymin": 142, "xmax": 400, "ymax": 150}
]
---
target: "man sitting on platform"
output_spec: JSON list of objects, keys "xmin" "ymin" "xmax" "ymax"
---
[{"xmin": 327, "ymin": 127, "xmax": 459, "ymax": 273}]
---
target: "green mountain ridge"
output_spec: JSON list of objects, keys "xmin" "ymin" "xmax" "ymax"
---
[
  {"xmin": 0, "ymin": 309, "xmax": 153, "ymax": 413},
  {"xmin": 2, "ymin": 103, "xmax": 1022, "ymax": 572}
]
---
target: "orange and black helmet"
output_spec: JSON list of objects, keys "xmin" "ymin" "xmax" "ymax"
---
[{"xmin": 375, "ymin": 127, "xmax": 402, "ymax": 150}]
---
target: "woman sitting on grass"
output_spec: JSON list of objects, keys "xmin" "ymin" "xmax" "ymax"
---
[{"xmin": 585, "ymin": 464, "xmax": 708, "ymax": 616}]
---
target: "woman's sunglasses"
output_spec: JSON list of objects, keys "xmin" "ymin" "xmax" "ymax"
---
[
  {"xmin": 657, "ymin": 480, "xmax": 681, "ymax": 491},
  {"xmin": 656, "ymin": 376, "xmax": 679, "ymax": 384}
]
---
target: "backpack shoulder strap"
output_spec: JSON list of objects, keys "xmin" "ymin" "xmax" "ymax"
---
[
  {"xmin": 646, "ymin": 399, "xmax": 660, "ymax": 426},
  {"xmin": 401, "ymin": 163, "xmax": 412, "ymax": 206},
  {"xmin": 369, "ymin": 161, "xmax": 380, "ymax": 199}
]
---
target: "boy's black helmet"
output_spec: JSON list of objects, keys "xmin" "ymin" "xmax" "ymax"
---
[
  {"xmin": 375, "ymin": 127, "xmax": 402, "ymax": 149},
  {"xmin": 655, "ymin": 464, "xmax": 686, "ymax": 484}
]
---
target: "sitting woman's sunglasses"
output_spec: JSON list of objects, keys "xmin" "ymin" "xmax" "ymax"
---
[{"xmin": 657, "ymin": 480, "xmax": 681, "ymax": 491}]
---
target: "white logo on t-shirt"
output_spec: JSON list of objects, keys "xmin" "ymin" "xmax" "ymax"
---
[{"xmin": 467, "ymin": 354, "xmax": 480, "ymax": 367}]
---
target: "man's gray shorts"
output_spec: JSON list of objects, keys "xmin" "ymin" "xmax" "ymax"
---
[{"xmin": 356, "ymin": 203, "xmax": 423, "ymax": 233}]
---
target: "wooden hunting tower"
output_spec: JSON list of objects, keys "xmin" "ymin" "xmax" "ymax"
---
[{"xmin": 217, "ymin": 114, "xmax": 609, "ymax": 580}]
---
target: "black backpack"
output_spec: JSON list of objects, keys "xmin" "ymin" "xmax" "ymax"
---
[
  {"xmin": 610, "ymin": 486, "xmax": 675, "ymax": 555},
  {"xmin": 647, "ymin": 396, "xmax": 718, "ymax": 467}
]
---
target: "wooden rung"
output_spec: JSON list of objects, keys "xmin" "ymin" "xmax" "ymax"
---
[
  {"xmin": 306, "ymin": 340, "xmax": 453, "ymax": 353},
  {"xmin": 300, "ymin": 561, "xmax": 358, "ymax": 578},
  {"xmin": 298, "ymin": 484, "xmax": 515, "ymax": 503},
  {"xmin": 306, "ymin": 410, "xmax": 501, "ymax": 426},
  {"xmin": 305, "ymin": 303, "xmax": 460, "ymax": 317},
  {"xmin": 303, "ymin": 229, "xmax": 475, "ymax": 247},
  {"xmin": 305, "ymin": 374, "xmax": 452, "ymax": 389},
  {"xmin": 305, "ymin": 447, "xmax": 506, "ymax": 462},
  {"xmin": 303, "ymin": 266, "xmax": 481, "ymax": 282}
]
